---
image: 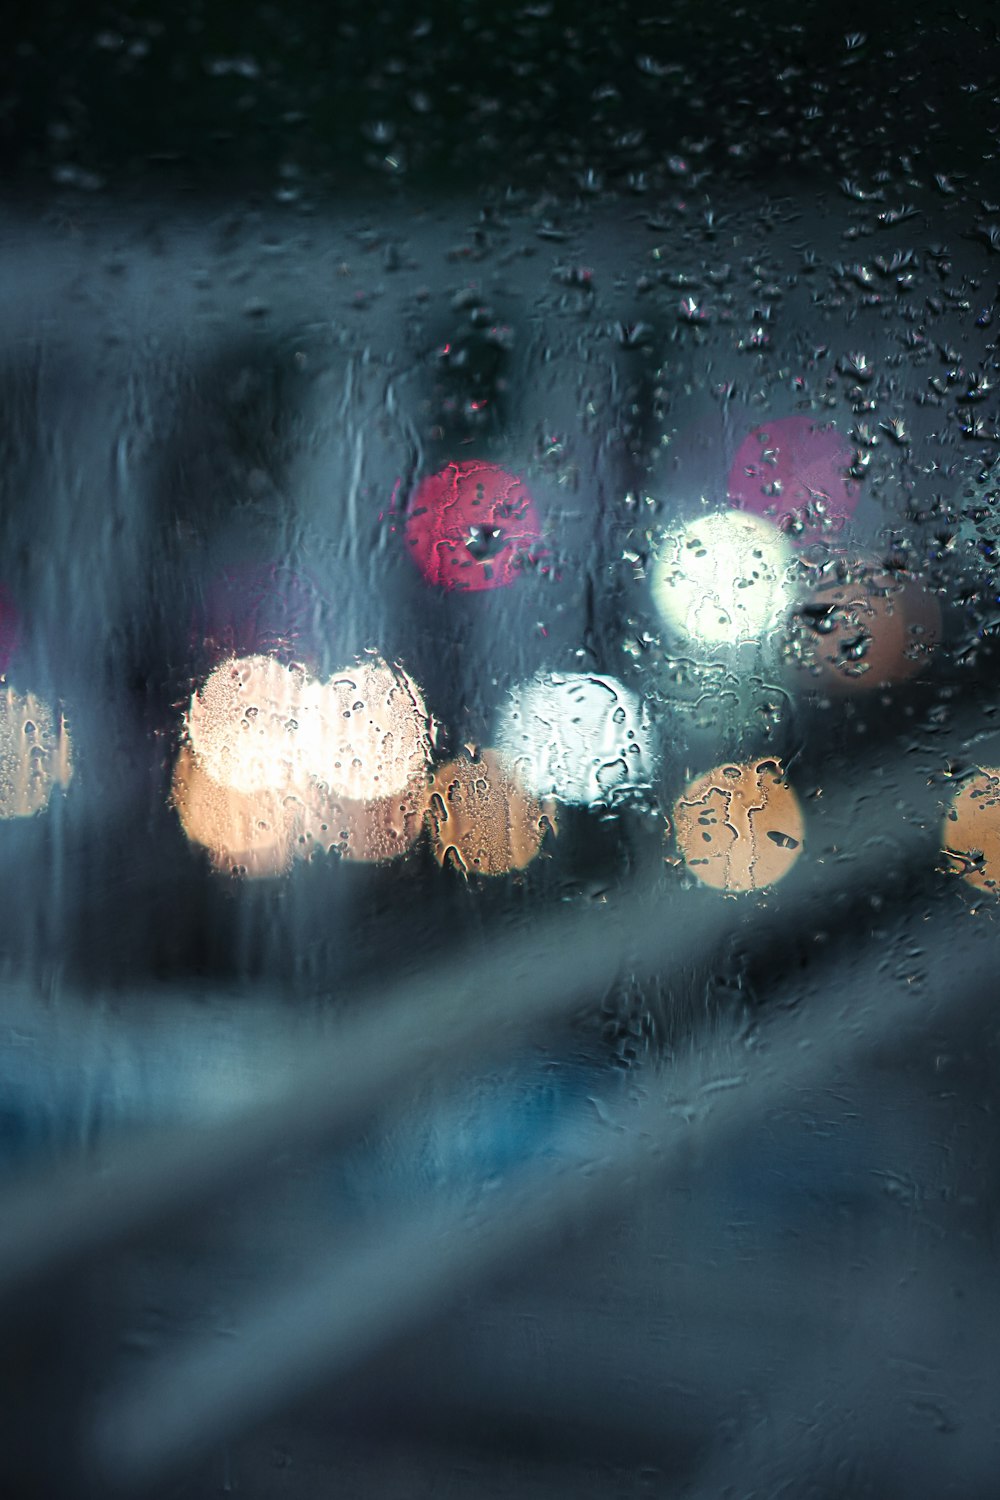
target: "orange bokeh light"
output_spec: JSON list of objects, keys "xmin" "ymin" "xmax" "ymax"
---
[
  {"xmin": 171, "ymin": 744, "xmax": 297, "ymax": 878},
  {"xmin": 426, "ymin": 749, "xmax": 556, "ymax": 876},
  {"xmin": 298, "ymin": 771, "xmax": 431, "ymax": 865},
  {"xmin": 942, "ymin": 768, "xmax": 1000, "ymax": 894},
  {"xmin": 673, "ymin": 758, "xmax": 804, "ymax": 893},
  {"xmin": 793, "ymin": 567, "xmax": 939, "ymax": 691}
]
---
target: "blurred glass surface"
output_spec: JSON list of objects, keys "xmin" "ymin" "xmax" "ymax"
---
[{"xmin": 0, "ymin": 3, "xmax": 999, "ymax": 1498}]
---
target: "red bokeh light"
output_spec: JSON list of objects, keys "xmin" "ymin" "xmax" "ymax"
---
[
  {"xmin": 727, "ymin": 416, "xmax": 859, "ymax": 541},
  {"xmin": 404, "ymin": 462, "xmax": 544, "ymax": 591}
]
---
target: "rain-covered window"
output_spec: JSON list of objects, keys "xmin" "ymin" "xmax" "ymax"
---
[{"xmin": 1, "ymin": 5, "xmax": 998, "ymax": 1497}]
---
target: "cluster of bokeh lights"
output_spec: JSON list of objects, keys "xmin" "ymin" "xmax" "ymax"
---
[
  {"xmin": 175, "ymin": 653, "xmax": 434, "ymax": 876},
  {"xmin": 149, "ymin": 417, "xmax": 1000, "ymax": 901}
]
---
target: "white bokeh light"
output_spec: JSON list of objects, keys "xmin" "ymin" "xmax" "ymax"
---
[
  {"xmin": 650, "ymin": 511, "xmax": 795, "ymax": 646},
  {"xmin": 322, "ymin": 659, "xmax": 432, "ymax": 801},
  {"xmin": 186, "ymin": 654, "xmax": 324, "ymax": 797},
  {"xmin": 495, "ymin": 671, "xmax": 656, "ymax": 808}
]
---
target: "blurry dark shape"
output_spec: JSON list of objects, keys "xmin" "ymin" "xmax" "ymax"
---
[
  {"xmin": 728, "ymin": 416, "xmax": 859, "ymax": 542},
  {"xmin": 0, "ymin": 584, "xmax": 21, "ymax": 674},
  {"xmin": 404, "ymin": 462, "xmax": 546, "ymax": 591},
  {"xmin": 194, "ymin": 562, "xmax": 330, "ymax": 673}
]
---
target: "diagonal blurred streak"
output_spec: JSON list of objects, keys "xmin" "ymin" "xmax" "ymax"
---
[
  {"xmin": 0, "ymin": 738, "xmax": 955, "ymax": 1307},
  {"xmin": 88, "ymin": 895, "xmax": 996, "ymax": 1491}
]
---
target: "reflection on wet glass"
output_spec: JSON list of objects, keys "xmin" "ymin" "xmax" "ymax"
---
[
  {"xmin": 673, "ymin": 759, "xmax": 804, "ymax": 892},
  {"xmin": 651, "ymin": 511, "xmax": 794, "ymax": 647},
  {"xmin": 404, "ymin": 461, "xmax": 544, "ymax": 591},
  {"xmin": 0, "ymin": 688, "xmax": 72, "ymax": 819},
  {"xmin": 427, "ymin": 748, "xmax": 555, "ymax": 876},
  {"xmin": 495, "ymin": 671, "xmax": 656, "ymax": 809},
  {"xmin": 791, "ymin": 562, "xmax": 940, "ymax": 691},
  {"xmin": 728, "ymin": 416, "xmax": 858, "ymax": 541},
  {"xmin": 942, "ymin": 769, "xmax": 1000, "ymax": 894}
]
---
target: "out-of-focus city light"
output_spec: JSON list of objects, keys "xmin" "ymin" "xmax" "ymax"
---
[
  {"xmin": 171, "ymin": 745, "xmax": 296, "ymax": 878},
  {"xmin": 942, "ymin": 769, "xmax": 1000, "ymax": 894},
  {"xmin": 672, "ymin": 758, "xmax": 804, "ymax": 892},
  {"xmin": 187, "ymin": 653, "xmax": 431, "ymax": 805},
  {"xmin": 791, "ymin": 564, "xmax": 940, "ymax": 691},
  {"xmin": 651, "ymin": 511, "xmax": 795, "ymax": 647},
  {"xmin": 0, "ymin": 688, "xmax": 72, "ymax": 819},
  {"xmin": 179, "ymin": 653, "xmax": 433, "ymax": 875},
  {"xmin": 404, "ymin": 461, "xmax": 545, "ymax": 591},
  {"xmin": 427, "ymin": 748, "xmax": 556, "ymax": 876},
  {"xmin": 494, "ymin": 671, "xmax": 656, "ymax": 808},
  {"xmin": 323, "ymin": 659, "xmax": 432, "ymax": 801},
  {"xmin": 727, "ymin": 416, "xmax": 858, "ymax": 541},
  {"xmin": 299, "ymin": 772, "xmax": 430, "ymax": 865},
  {"xmin": 186, "ymin": 654, "xmax": 320, "ymax": 797}
]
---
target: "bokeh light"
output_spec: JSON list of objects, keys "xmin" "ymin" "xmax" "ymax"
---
[
  {"xmin": 651, "ymin": 511, "xmax": 795, "ymax": 647},
  {"xmin": 186, "ymin": 654, "xmax": 321, "ymax": 797},
  {"xmin": 323, "ymin": 659, "xmax": 432, "ymax": 801},
  {"xmin": 791, "ymin": 563, "xmax": 940, "ymax": 691},
  {"xmin": 0, "ymin": 688, "xmax": 72, "ymax": 819},
  {"xmin": 171, "ymin": 745, "xmax": 296, "ymax": 879},
  {"xmin": 673, "ymin": 758, "xmax": 804, "ymax": 892},
  {"xmin": 404, "ymin": 461, "xmax": 544, "ymax": 591},
  {"xmin": 427, "ymin": 749, "xmax": 555, "ymax": 876},
  {"xmin": 942, "ymin": 769, "xmax": 1000, "ymax": 894},
  {"xmin": 298, "ymin": 772, "xmax": 430, "ymax": 865},
  {"xmin": 180, "ymin": 653, "xmax": 432, "ymax": 874},
  {"xmin": 495, "ymin": 671, "xmax": 656, "ymax": 808},
  {"xmin": 727, "ymin": 416, "xmax": 858, "ymax": 541}
]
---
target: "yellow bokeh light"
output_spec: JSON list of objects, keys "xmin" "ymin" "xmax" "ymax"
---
[
  {"xmin": 673, "ymin": 758, "xmax": 804, "ymax": 892},
  {"xmin": 426, "ymin": 749, "xmax": 555, "ymax": 876},
  {"xmin": 171, "ymin": 745, "xmax": 297, "ymax": 878},
  {"xmin": 942, "ymin": 768, "xmax": 1000, "ymax": 894},
  {"xmin": 323, "ymin": 659, "xmax": 432, "ymax": 801},
  {"xmin": 651, "ymin": 511, "xmax": 795, "ymax": 647},
  {"xmin": 186, "ymin": 655, "xmax": 320, "ymax": 797},
  {"xmin": 298, "ymin": 771, "xmax": 430, "ymax": 865},
  {"xmin": 178, "ymin": 653, "xmax": 433, "ymax": 876}
]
